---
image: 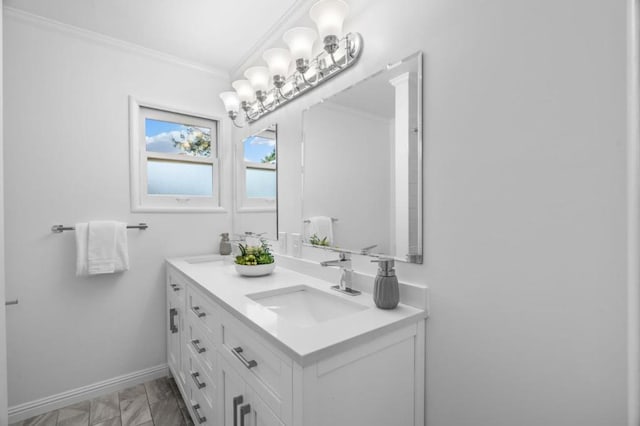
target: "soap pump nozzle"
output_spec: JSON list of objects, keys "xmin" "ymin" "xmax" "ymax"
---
[{"xmin": 371, "ymin": 258, "xmax": 396, "ymax": 277}]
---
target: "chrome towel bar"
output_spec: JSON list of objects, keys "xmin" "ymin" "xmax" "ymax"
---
[{"xmin": 51, "ymin": 223, "xmax": 148, "ymax": 233}]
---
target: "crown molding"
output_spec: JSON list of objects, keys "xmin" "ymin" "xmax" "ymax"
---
[
  {"xmin": 229, "ymin": 0, "xmax": 316, "ymax": 78},
  {"xmin": 3, "ymin": 6, "xmax": 229, "ymax": 79}
]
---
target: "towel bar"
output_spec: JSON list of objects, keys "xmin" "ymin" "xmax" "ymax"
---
[{"xmin": 51, "ymin": 223, "xmax": 148, "ymax": 233}]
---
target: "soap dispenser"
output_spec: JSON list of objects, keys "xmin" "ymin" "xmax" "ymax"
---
[
  {"xmin": 371, "ymin": 258, "xmax": 399, "ymax": 309},
  {"xmin": 219, "ymin": 233, "xmax": 232, "ymax": 255}
]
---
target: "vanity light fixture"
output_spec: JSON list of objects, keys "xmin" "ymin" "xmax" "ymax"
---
[{"xmin": 219, "ymin": 0, "xmax": 362, "ymax": 127}]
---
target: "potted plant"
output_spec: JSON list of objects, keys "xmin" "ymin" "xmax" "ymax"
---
[{"xmin": 234, "ymin": 239, "xmax": 275, "ymax": 277}]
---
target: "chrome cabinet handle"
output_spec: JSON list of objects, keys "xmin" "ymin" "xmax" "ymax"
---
[
  {"xmin": 169, "ymin": 308, "xmax": 178, "ymax": 334},
  {"xmin": 191, "ymin": 371, "xmax": 206, "ymax": 389},
  {"xmin": 233, "ymin": 395, "xmax": 243, "ymax": 426},
  {"xmin": 192, "ymin": 403, "xmax": 206, "ymax": 424},
  {"xmin": 231, "ymin": 346, "xmax": 257, "ymax": 369},
  {"xmin": 170, "ymin": 283, "xmax": 181, "ymax": 292},
  {"xmin": 191, "ymin": 339, "xmax": 206, "ymax": 353},
  {"xmin": 191, "ymin": 306, "xmax": 206, "ymax": 318},
  {"xmin": 240, "ymin": 404, "xmax": 251, "ymax": 426}
]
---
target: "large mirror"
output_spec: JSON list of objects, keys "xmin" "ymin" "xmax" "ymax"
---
[
  {"xmin": 233, "ymin": 124, "xmax": 278, "ymax": 240},
  {"xmin": 302, "ymin": 52, "xmax": 422, "ymax": 263}
]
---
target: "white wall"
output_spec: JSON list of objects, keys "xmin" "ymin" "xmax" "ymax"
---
[
  {"xmin": 235, "ymin": 0, "xmax": 628, "ymax": 424},
  {"xmin": 3, "ymin": 10, "xmax": 233, "ymax": 407}
]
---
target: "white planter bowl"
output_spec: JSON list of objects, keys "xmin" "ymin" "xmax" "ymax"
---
[{"xmin": 234, "ymin": 262, "xmax": 275, "ymax": 277}]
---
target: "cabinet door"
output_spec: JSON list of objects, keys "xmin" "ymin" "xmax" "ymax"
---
[
  {"xmin": 167, "ymin": 289, "xmax": 182, "ymax": 379},
  {"xmin": 246, "ymin": 389, "xmax": 284, "ymax": 426},
  {"xmin": 221, "ymin": 358, "xmax": 246, "ymax": 426},
  {"xmin": 220, "ymin": 358, "xmax": 284, "ymax": 426}
]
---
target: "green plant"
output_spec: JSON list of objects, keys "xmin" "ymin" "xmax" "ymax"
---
[
  {"xmin": 309, "ymin": 234, "xmax": 330, "ymax": 247},
  {"xmin": 235, "ymin": 239, "xmax": 274, "ymax": 265}
]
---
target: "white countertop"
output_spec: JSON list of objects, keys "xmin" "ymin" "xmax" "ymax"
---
[{"xmin": 167, "ymin": 255, "xmax": 427, "ymax": 365}]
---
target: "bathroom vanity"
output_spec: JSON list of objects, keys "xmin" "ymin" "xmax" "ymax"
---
[{"xmin": 166, "ymin": 255, "xmax": 426, "ymax": 426}]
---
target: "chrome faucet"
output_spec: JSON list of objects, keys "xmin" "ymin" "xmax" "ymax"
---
[{"xmin": 320, "ymin": 252, "xmax": 361, "ymax": 296}]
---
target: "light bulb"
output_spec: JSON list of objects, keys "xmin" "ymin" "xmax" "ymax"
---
[
  {"xmin": 263, "ymin": 48, "xmax": 291, "ymax": 88},
  {"xmin": 310, "ymin": 0, "xmax": 349, "ymax": 39},
  {"xmin": 283, "ymin": 27, "xmax": 317, "ymax": 62},
  {"xmin": 231, "ymin": 79, "xmax": 255, "ymax": 103},
  {"xmin": 244, "ymin": 66, "xmax": 271, "ymax": 93},
  {"xmin": 219, "ymin": 91, "xmax": 239, "ymax": 114}
]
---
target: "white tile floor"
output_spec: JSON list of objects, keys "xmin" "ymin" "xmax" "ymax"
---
[{"xmin": 10, "ymin": 377, "xmax": 193, "ymax": 426}]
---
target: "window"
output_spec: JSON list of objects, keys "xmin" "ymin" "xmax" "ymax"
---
[
  {"xmin": 129, "ymin": 98, "xmax": 222, "ymax": 212},
  {"xmin": 236, "ymin": 125, "xmax": 277, "ymax": 211}
]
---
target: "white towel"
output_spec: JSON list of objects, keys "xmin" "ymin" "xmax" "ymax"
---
[
  {"xmin": 306, "ymin": 216, "xmax": 334, "ymax": 245},
  {"xmin": 76, "ymin": 221, "xmax": 129, "ymax": 276}
]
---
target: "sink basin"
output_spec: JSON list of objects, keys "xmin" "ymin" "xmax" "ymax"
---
[{"xmin": 247, "ymin": 285, "xmax": 367, "ymax": 328}]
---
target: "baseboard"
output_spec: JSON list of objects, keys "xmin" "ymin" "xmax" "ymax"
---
[{"xmin": 8, "ymin": 364, "xmax": 168, "ymax": 424}]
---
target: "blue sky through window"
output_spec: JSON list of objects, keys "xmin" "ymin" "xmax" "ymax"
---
[
  {"xmin": 146, "ymin": 118, "xmax": 211, "ymax": 157},
  {"xmin": 244, "ymin": 135, "xmax": 276, "ymax": 163}
]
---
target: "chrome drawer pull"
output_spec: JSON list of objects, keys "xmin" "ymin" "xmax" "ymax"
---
[
  {"xmin": 240, "ymin": 404, "xmax": 251, "ymax": 426},
  {"xmin": 233, "ymin": 395, "xmax": 243, "ymax": 426},
  {"xmin": 192, "ymin": 306, "xmax": 206, "ymax": 318},
  {"xmin": 169, "ymin": 308, "xmax": 178, "ymax": 334},
  {"xmin": 231, "ymin": 346, "xmax": 257, "ymax": 369},
  {"xmin": 191, "ymin": 339, "xmax": 206, "ymax": 353},
  {"xmin": 191, "ymin": 371, "xmax": 206, "ymax": 389},
  {"xmin": 170, "ymin": 283, "xmax": 181, "ymax": 292},
  {"xmin": 192, "ymin": 403, "xmax": 207, "ymax": 424}
]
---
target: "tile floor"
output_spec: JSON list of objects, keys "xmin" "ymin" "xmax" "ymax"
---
[{"xmin": 10, "ymin": 376, "xmax": 194, "ymax": 426}]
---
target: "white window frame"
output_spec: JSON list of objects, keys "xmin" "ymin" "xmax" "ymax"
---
[
  {"xmin": 235, "ymin": 125, "xmax": 277, "ymax": 212},
  {"xmin": 129, "ymin": 97, "xmax": 225, "ymax": 212}
]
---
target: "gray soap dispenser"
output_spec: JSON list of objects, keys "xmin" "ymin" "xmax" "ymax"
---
[
  {"xmin": 371, "ymin": 258, "xmax": 399, "ymax": 309},
  {"xmin": 219, "ymin": 233, "xmax": 232, "ymax": 255}
]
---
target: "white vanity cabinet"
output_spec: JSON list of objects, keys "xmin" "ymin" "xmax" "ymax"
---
[{"xmin": 166, "ymin": 261, "xmax": 426, "ymax": 426}]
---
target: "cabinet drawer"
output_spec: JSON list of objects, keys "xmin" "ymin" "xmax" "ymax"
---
[
  {"xmin": 187, "ymin": 381, "xmax": 215, "ymax": 426},
  {"xmin": 187, "ymin": 285, "xmax": 220, "ymax": 337},
  {"xmin": 186, "ymin": 347, "xmax": 217, "ymax": 422},
  {"xmin": 167, "ymin": 269, "xmax": 187, "ymax": 303},
  {"xmin": 220, "ymin": 311, "xmax": 292, "ymax": 422},
  {"xmin": 185, "ymin": 315, "xmax": 217, "ymax": 380}
]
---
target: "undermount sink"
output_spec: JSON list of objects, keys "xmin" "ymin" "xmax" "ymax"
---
[{"xmin": 247, "ymin": 285, "xmax": 367, "ymax": 328}]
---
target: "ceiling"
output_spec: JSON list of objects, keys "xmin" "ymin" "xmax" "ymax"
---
[{"xmin": 4, "ymin": 0, "xmax": 306, "ymax": 74}]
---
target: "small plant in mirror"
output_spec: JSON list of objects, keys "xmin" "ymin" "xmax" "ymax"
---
[
  {"xmin": 309, "ymin": 234, "xmax": 330, "ymax": 247},
  {"xmin": 235, "ymin": 239, "xmax": 274, "ymax": 265}
]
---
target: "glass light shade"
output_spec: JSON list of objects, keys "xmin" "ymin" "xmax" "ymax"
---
[
  {"xmin": 283, "ymin": 27, "xmax": 317, "ymax": 61},
  {"xmin": 310, "ymin": 0, "xmax": 349, "ymax": 39},
  {"xmin": 231, "ymin": 79, "xmax": 256, "ymax": 103},
  {"xmin": 219, "ymin": 91, "xmax": 240, "ymax": 113},
  {"xmin": 263, "ymin": 48, "xmax": 291, "ymax": 78},
  {"xmin": 244, "ymin": 66, "xmax": 271, "ymax": 93}
]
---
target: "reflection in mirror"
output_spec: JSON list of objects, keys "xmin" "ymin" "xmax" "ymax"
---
[
  {"xmin": 234, "ymin": 124, "xmax": 278, "ymax": 240},
  {"xmin": 302, "ymin": 52, "xmax": 422, "ymax": 263}
]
